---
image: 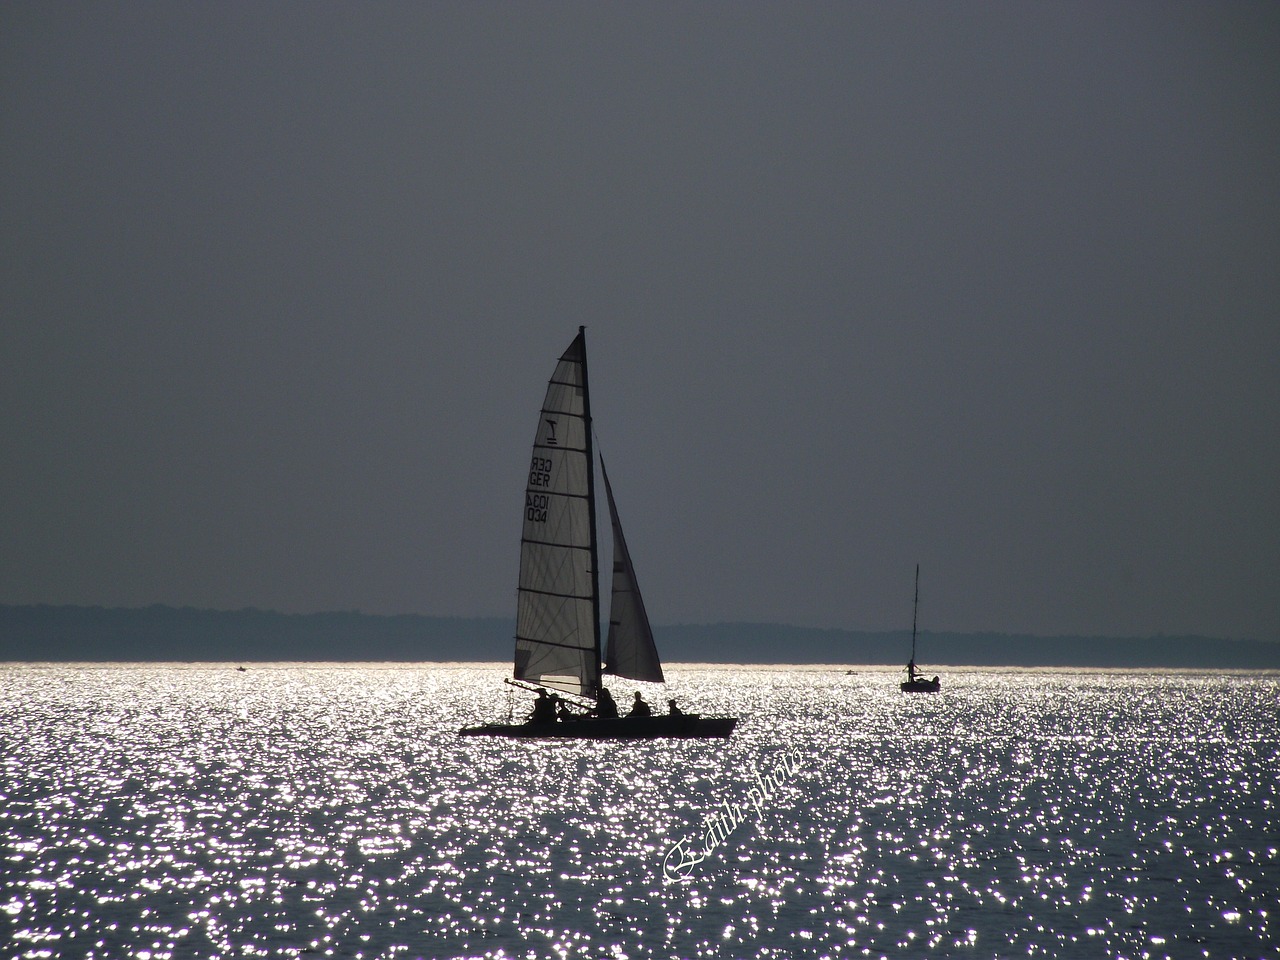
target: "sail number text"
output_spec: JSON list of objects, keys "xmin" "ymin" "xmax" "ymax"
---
[
  {"xmin": 526, "ymin": 493, "xmax": 549, "ymax": 523},
  {"xmin": 528, "ymin": 456, "xmax": 553, "ymax": 488},
  {"xmin": 527, "ymin": 457, "xmax": 554, "ymax": 522}
]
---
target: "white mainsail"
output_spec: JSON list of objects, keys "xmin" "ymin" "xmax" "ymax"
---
[
  {"xmin": 514, "ymin": 330, "xmax": 601, "ymax": 697},
  {"xmin": 601, "ymin": 459, "xmax": 664, "ymax": 684}
]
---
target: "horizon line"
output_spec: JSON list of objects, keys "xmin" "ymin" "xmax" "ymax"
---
[{"xmin": 0, "ymin": 601, "xmax": 1273, "ymax": 645}]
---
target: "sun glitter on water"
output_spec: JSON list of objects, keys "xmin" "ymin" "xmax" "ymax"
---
[{"xmin": 1, "ymin": 663, "xmax": 1276, "ymax": 958}]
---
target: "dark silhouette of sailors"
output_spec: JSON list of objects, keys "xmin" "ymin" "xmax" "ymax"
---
[
  {"xmin": 593, "ymin": 687, "xmax": 619, "ymax": 719},
  {"xmin": 629, "ymin": 691, "xmax": 651, "ymax": 718},
  {"xmin": 528, "ymin": 688, "xmax": 557, "ymax": 724},
  {"xmin": 667, "ymin": 698, "xmax": 683, "ymax": 717}
]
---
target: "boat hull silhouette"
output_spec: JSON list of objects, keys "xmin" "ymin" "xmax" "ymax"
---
[
  {"xmin": 459, "ymin": 714, "xmax": 737, "ymax": 739},
  {"xmin": 900, "ymin": 676, "xmax": 941, "ymax": 693}
]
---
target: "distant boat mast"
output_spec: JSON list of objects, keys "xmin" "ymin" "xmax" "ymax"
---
[{"xmin": 910, "ymin": 563, "xmax": 920, "ymax": 663}]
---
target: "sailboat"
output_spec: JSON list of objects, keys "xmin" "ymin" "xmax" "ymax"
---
[
  {"xmin": 459, "ymin": 328, "xmax": 737, "ymax": 739},
  {"xmin": 900, "ymin": 564, "xmax": 940, "ymax": 693}
]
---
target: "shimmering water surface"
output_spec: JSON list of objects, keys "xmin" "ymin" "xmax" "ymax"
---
[{"xmin": 2, "ymin": 664, "xmax": 1276, "ymax": 959}]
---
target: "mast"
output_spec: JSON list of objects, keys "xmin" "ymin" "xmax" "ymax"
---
[
  {"xmin": 910, "ymin": 563, "xmax": 920, "ymax": 664},
  {"xmin": 578, "ymin": 325, "xmax": 604, "ymax": 696}
]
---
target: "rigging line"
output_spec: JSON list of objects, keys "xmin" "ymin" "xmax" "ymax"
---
[
  {"xmin": 539, "ymin": 404, "xmax": 586, "ymax": 417},
  {"xmin": 515, "ymin": 636, "xmax": 595, "ymax": 651},
  {"xmin": 520, "ymin": 536, "xmax": 591, "ymax": 551},
  {"xmin": 522, "ymin": 488, "xmax": 590, "ymax": 501},
  {"xmin": 518, "ymin": 586, "xmax": 593, "ymax": 602}
]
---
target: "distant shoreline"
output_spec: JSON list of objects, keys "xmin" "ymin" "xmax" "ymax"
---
[
  {"xmin": 2, "ymin": 661, "xmax": 1276, "ymax": 677},
  {"xmin": 2, "ymin": 605, "xmax": 1277, "ymax": 670}
]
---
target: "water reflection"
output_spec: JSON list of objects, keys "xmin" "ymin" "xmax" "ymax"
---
[{"xmin": 1, "ymin": 664, "xmax": 1276, "ymax": 958}]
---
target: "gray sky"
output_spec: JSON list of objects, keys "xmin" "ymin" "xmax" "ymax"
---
[{"xmin": 3, "ymin": 3, "xmax": 1277, "ymax": 640}]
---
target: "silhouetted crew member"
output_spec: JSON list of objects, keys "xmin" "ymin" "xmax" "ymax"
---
[
  {"xmin": 528, "ymin": 689, "xmax": 556, "ymax": 724},
  {"xmin": 629, "ymin": 691, "xmax": 651, "ymax": 718},
  {"xmin": 594, "ymin": 687, "xmax": 619, "ymax": 719},
  {"xmin": 667, "ymin": 699, "xmax": 683, "ymax": 717}
]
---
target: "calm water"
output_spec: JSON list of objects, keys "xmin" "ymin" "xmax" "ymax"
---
[{"xmin": 1, "ymin": 664, "xmax": 1276, "ymax": 960}]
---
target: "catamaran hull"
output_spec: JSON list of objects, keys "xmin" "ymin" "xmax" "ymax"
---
[{"xmin": 458, "ymin": 715, "xmax": 737, "ymax": 739}]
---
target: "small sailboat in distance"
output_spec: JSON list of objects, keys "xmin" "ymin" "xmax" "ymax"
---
[
  {"xmin": 900, "ymin": 564, "xmax": 940, "ymax": 693},
  {"xmin": 459, "ymin": 327, "xmax": 737, "ymax": 739}
]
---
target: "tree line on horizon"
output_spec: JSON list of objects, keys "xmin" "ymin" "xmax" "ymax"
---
[{"xmin": 1, "ymin": 604, "xmax": 1276, "ymax": 669}]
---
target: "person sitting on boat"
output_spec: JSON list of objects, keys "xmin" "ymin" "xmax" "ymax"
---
[
  {"xmin": 629, "ymin": 691, "xmax": 651, "ymax": 718},
  {"xmin": 593, "ymin": 687, "xmax": 619, "ymax": 719},
  {"xmin": 667, "ymin": 698, "xmax": 683, "ymax": 717},
  {"xmin": 528, "ymin": 689, "xmax": 557, "ymax": 724}
]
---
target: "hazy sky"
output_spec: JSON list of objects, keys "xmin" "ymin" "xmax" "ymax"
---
[{"xmin": 3, "ymin": 3, "xmax": 1277, "ymax": 641}]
